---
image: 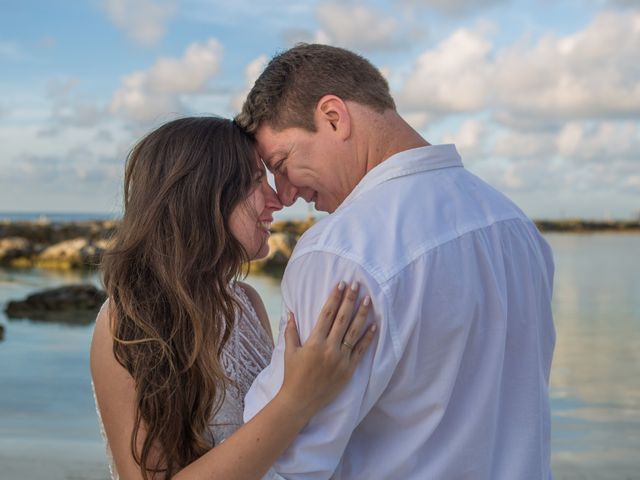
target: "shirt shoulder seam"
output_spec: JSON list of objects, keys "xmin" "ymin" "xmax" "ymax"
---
[{"xmin": 286, "ymin": 249, "xmax": 400, "ymax": 360}]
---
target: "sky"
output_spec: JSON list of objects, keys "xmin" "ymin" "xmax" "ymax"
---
[{"xmin": 0, "ymin": 0, "xmax": 639, "ymax": 220}]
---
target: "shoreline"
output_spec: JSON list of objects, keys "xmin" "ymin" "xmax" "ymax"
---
[
  {"xmin": 0, "ymin": 218, "xmax": 313, "ymax": 273},
  {"xmin": 1, "ymin": 217, "xmax": 638, "ymax": 272},
  {"xmin": 534, "ymin": 219, "xmax": 640, "ymax": 233},
  {"xmin": 2, "ymin": 216, "xmax": 639, "ymax": 232}
]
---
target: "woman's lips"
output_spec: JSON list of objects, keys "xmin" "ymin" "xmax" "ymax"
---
[{"xmin": 258, "ymin": 219, "xmax": 272, "ymax": 234}]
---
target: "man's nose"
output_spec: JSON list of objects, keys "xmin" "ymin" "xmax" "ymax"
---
[
  {"xmin": 274, "ymin": 174, "xmax": 300, "ymax": 207},
  {"xmin": 264, "ymin": 182, "xmax": 283, "ymax": 212}
]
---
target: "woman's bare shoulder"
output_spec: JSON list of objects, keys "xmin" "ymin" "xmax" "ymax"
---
[
  {"xmin": 236, "ymin": 282, "xmax": 272, "ymax": 338},
  {"xmin": 90, "ymin": 300, "xmax": 133, "ymax": 388},
  {"xmin": 90, "ymin": 300, "xmax": 114, "ymax": 368}
]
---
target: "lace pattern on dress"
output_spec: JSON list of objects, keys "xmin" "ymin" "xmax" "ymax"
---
[
  {"xmin": 93, "ymin": 283, "xmax": 274, "ymax": 479},
  {"xmin": 207, "ymin": 283, "xmax": 274, "ymax": 445}
]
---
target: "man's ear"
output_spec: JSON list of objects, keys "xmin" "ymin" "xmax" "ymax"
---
[{"xmin": 315, "ymin": 95, "xmax": 351, "ymax": 140}]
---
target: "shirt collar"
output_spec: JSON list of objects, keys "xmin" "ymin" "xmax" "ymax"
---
[{"xmin": 337, "ymin": 144, "xmax": 463, "ymax": 211}]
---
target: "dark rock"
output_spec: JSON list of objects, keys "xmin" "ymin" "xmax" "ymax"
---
[
  {"xmin": 0, "ymin": 323, "xmax": 4, "ymax": 341},
  {"xmin": 5, "ymin": 284, "xmax": 107, "ymax": 325},
  {"xmin": 0, "ymin": 219, "xmax": 117, "ymax": 245}
]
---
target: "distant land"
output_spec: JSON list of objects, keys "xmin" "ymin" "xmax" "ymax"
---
[
  {"xmin": 534, "ymin": 219, "xmax": 640, "ymax": 233},
  {"xmin": 0, "ymin": 212, "xmax": 639, "ymax": 233}
]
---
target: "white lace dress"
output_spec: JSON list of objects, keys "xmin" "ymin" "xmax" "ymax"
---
[{"xmin": 94, "ymin": 283, "xmax": 274, "ymax": 479}]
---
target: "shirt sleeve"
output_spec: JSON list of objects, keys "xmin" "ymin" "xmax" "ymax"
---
[{"xmin": 244, "ymin": 250, "xmax": 398, "ymax": 480}]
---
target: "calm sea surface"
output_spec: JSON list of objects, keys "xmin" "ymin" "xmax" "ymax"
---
[{"xmin": 0, "ymin": 233, "xmax": 638, "ymax": 479}]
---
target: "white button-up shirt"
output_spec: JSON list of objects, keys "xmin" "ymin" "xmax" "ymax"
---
[{"xmin": 245, "ymin": 144, "xmax": 555, "ymax": 480}]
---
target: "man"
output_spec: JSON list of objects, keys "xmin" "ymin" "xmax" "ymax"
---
[{"xmin": 237, "ymin": 44, "xmax": 555, "ymax": 479}]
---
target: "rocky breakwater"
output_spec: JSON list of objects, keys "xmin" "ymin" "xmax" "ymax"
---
[
  {"xmin": 249, "ymin": 217, "xmax": 316, "ymax": 275},
  {"xmin": 5, "ymin": 284, "xmax": 107, "ymax": 325},
  {"xmin": 0, "ymin": 219, "xmax": 116, "ymax": 270},
  {"xmin": 0, "ymin": 217, "xmax": 316, "ymax": 275}
]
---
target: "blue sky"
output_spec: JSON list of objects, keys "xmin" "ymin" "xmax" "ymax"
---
[{"xmin": 1, "ymin": 0, "xmax": 638, "ymax": 219}]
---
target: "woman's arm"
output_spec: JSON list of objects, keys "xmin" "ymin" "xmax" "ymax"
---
[{"xmin": 91, "ymin": 282, "xmax": 375, "ymax": 480}]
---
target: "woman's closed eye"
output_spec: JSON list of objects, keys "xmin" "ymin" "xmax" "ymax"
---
[{"xmin": 254, "ymin": 170, "xmax": 265, "ymax": 184}]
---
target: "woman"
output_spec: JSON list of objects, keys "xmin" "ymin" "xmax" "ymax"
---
[{"xmin": 90, "ymin": 117, "xmax": 375, "ymax": 480}]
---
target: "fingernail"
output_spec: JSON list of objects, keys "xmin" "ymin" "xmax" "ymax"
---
[
  {"xmin": 287, "ymin": 311, "xmax": 293, "ymax": 322},
  {"xmin": 351, "ymin": 281, "xmax": 359, "ymax": 292},
  {"xmin": 363, "ymin": 296, "xmax": 371, "ymax": 306},
  {"xmin": 338, "ymin": 281, "xmax": 346, "ymax": 291},
  {"xmin": 371, "ymin": 324, "xmax": 377, "ymax": 333}
]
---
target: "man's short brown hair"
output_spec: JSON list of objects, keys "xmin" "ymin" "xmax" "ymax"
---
[{"xmin": 236, "ymin": 43, "xmax": 396, "ymax": 134}]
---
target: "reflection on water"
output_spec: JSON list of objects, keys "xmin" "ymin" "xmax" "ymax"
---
[
  {"xmin": 545, "ymin": 234, "xmax": 640, "ymax": 477},
  {"xmin": 243, "ymin": 271, "xmax": 287, "ymax": 334},
  {"xmin": 7, "ymin": 310, "xmax": 99, "ymax": 326},
  {"xmin": 0, "ymin": 268, "xmax": 109, "ymax": 479},
  {"xmin": 0, "ymin": 234, "xmax": 639, "ymax": 479}
]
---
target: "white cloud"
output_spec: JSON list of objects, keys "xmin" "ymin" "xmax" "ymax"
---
[
  {"xmin": 314, "ymin": 1, "xmax": 404, "ymax": 52},
  {"xmin": 95, "ymin": 129, "xmax": 115, "ymax": 143},
  {"xmin": 399, "ymin": 11, "xmax": 640, "ymax": 124},
  {"xmin": 441, "ymin": 119, "xmax": 488, "ymax": 158},
  {"xmin": 282, "ymin": 28, "xmax": 316, "ymax": 46},
  {"xmin": 493, "ymin": 11, "xmax": 640, "ymax": 121},
  {"xmin": 109, "ymin": 39, "xmax": 223, "ymax": 122},
  {"xmin": 608, "ymin": 0, "xmax": 640, "ymax": 7},
  {"xmin": 493, "ymin": 130, "xmax": 556, "ymax": 161},
  {"xmin": 38, "ymin": 36, "xmax": 57, "ymax": 49},
  {"xmin": 399, "ymin": 28, "xmax": 493, "ymax": 113},
  {"xmin": 623, "ymin": 175, "xmax": 640, "ymax": 191},
  {"xmin": 476, "ymin": 120, "xmax": 639, "ymax": 195},
  {"xmin": 39, "ymin": 78, "xmax": 105, "ymax": 133},
  {"xmin": 556, "ymin": 121, "xmax": 640, "ymax": 163},
  {"xmin": 182, "ymin": 0, "xmax": 315, "ymax": 28},
  {"xmin": 6, "ymin": 147, "xmax": 120, "ymax": 187},
  {"xmin": 103, "ymin": 0, "xmax": 176, "ymax": 46},
  {"xmin": 402, "ymin": 112, "xmax": 432, "ymax": 131},
  {"xmin": 0, "ymin": 41, "xmax": 28, "ymax": 61},
  {"xmin": 402, "ymin": 0, "xmax": 508, "ymax": 16},
  {"xmin": 231, "ymin": 55, "xmax": 268, "ymax": 113}
]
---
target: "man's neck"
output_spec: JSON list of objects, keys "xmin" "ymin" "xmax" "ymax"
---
[{"xmin": 363, "ymin": 110, "xmax": 430, "ymax": 174}]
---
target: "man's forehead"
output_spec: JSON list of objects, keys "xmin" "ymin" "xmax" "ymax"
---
[{"xmin": 255, "ymin": 126, "xmax": 287, "ymax": 165}]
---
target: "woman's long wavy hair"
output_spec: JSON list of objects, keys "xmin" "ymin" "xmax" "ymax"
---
[{"xmin": 102, "ymin": 117, "xmax": 259, "ymax": 479}]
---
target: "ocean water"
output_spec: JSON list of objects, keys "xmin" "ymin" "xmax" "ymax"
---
[
  {"xmin": 0, "ymin": 212, "xmax": 119, "ymax": 222},
  {"xmin": 0, "ymin": 233, "xmax": 638, "ymax": 479}
]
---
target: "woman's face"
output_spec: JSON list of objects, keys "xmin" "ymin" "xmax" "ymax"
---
[{"xmin": 229, "ymin": 163, "xmax": 283, "ymax": 260}]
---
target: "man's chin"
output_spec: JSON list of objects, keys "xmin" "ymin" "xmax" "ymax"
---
[
  {"xmin": 313, "ymin": 195, "xmax": 337, "ymax": 213},
  {"xmin": 313, "ymin": 199, "xmax": 330, "ymax": 213},
  {"xmin": 309, "ymin": 193, "xmax": 324, "ymax": 212}
]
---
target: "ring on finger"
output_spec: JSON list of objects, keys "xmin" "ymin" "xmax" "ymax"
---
[{"xmin": 341, "ymin": 340, "xmax": 355, "ymax": 350}]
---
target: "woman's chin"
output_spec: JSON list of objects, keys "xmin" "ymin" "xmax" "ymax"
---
[{"xmin": 251, "ymin": 243, "xmax": 270, "ymax": 262}]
